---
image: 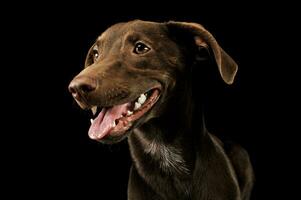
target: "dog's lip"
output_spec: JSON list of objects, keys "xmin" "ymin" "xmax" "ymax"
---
[
  {"xmin": 88, "ymin": 86, "xmax": 161, "ymax": 141},
  {"xmin": 89, "ymin": 85, "xmax": 161, "ymax": 115}
]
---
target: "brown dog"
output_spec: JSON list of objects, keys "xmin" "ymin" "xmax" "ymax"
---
[{"xmin": 69, "ymin": 20, "xmax": 254, "ymax": 200}]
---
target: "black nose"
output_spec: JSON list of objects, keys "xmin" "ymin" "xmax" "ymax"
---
[{"xmin": 68, "ymin": 76, "xmax": 97, "ymax": 99}]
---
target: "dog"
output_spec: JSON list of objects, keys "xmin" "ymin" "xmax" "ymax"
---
[{"xmin": 68, "ymin": 20, "xmax": 254, "ymax": 200}]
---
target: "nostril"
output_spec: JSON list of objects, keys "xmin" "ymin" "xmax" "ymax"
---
[
  {"xmin": 68, "ymin": 82, "xmax": 79, "ymax": 97},
  {"xmin": 68, "ymin": 85, "xmax": 77, "ymax": 94},
  {"xmin": 68, "ymin": 76, "xmax": 97, "ymax": 97},
  {"xmin": 79, "ymin": 83, "xmax": 96, "ymax": 93}
]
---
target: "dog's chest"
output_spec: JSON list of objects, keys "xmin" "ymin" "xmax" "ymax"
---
[
  {"xmin": 130, "ymin": 130, "xmax": 190, "ymax": 175},
  {"xmin": 129, "ymin": 130, "xmax": 194, "ymax": 198}
]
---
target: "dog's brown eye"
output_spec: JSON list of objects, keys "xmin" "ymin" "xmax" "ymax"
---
[
  {"xmin": 92, "ymin": 50, "xmax": 99, "ymax": 62},
  {"xmin": 134, "ymin": 42, "xmax": 150, "ymax": 54},
  {"xmin": 92, "ymin": 45, "xmax": 100, "ymax": 62}
]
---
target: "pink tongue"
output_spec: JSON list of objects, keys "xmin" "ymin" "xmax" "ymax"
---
[{"xmin": 88, "ymin": 103, "xmax": 130, "ymax": 140}]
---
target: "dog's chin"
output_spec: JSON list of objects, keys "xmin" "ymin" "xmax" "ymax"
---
[
  {"xmin": 87, "ymin": 88, "xmax": 161, "ymax": 143},
  {"xmin": 98, "ymin": 131, "xmax": 131, "ymax": 144}
]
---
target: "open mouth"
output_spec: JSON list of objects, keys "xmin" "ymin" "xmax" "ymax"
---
[{"xmin": 88, "ymin": 88, "xmax": 161, "ymax": 141}]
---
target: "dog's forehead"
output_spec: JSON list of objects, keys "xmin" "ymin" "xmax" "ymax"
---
[
  {"xmin": 97, "ymin": 22, "xmax": 126, "ymax": 41},
  {"xmin": 128, "ymin": 20, "xmax": 167, "ymax": 34},
  {"xmin": 97, "ymin": 20, "xmax": 167, "ymax": 41}
]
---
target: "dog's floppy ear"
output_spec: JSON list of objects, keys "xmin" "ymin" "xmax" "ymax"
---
[{"xmin": 166, "ymin": 21, "xmax": 238, "ymax": 84}]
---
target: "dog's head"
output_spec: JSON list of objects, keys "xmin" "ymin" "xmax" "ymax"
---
[{"xmin": 68, "ymin": 20, "xmax": 237, "ymax": 143}]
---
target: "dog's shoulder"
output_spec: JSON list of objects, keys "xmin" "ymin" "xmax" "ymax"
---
[{"xmin": 208, "ymin": 133, "xmax": 254, "ymax": 199}]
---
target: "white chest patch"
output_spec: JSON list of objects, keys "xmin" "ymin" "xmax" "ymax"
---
[{"xmin": 145, "ymin": 138, "xmax": 189, "ymax": 174}]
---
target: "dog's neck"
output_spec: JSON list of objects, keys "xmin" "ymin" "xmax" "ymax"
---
[{"xmin": 128, "ymin": 81, "xmax": 207, "ymax": 177}]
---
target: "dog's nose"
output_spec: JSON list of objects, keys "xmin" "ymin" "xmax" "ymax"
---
[{"xmin": 68, "ymin": 76, "xmax": 97, "ymax": 98}]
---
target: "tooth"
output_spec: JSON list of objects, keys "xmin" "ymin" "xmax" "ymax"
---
[
  {"xmin": 127, "ymin": 110, "xmax": 133, "ymax": 116},
  {"xmin": 112, "ymin": 121, "xmax": 116, "ymax": 127},
  {"xmin": 138, "ymin": 94, "xmax": 146, "ymax": 104},
  {"xmin": 90, "ymin": 119, "xmax": 94, "ymax": 124},
  {"xmin": 134, "ymin": 102, "xmax": 141, "ymax": 110},
  {"xmin": 91, "ymin": 106, "xmax": 97, "ymax": 115}
]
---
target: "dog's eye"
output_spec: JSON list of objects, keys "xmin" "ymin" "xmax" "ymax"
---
[
  {"xmin": 134, "ymin": 42, "xmax": 150, "ymax": 54},
  {"xmin": 93, "ymin": 50, "xmax": 99, "ymax": 62},
  {"xmin": 92, "ymin": 45, "xmax": 99, "ymax": 62}
]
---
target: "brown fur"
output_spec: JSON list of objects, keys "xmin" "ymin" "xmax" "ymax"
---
[{"xmin": 69, "ymin": 20, "xmax": 254, "ymax": 200}]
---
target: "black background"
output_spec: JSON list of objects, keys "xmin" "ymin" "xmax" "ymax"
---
[{"xmin": 1, "ymin": 2, "xmax": 298, "ymax": 199}]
